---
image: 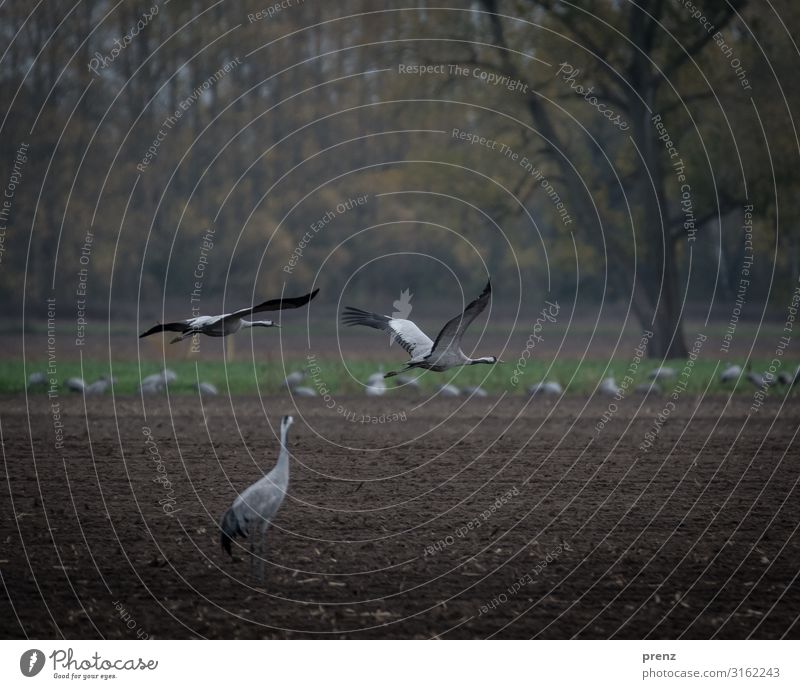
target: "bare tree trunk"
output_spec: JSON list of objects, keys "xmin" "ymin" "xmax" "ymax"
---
[
  {"xmin": 631, "ymin": 104, "xmax": 688, "ymax": 358},
  {"xmin": 482, "ymin": 0, "xmax": 691, "ymax": 357},
  {"xmin": 629, "ymin": 2, "xmax": 689, "ymax": 359}
]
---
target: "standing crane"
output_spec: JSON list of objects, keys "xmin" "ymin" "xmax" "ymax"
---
[
  {"xmin": 342, "ymin": 279, "xmax": 500, "ymax": 378},
  {"xmin": 289, "ymin": 386, "xmax": 318, "ymax": 397},
  {"xmin": 84, "ymin": 376, "xmax": 114, "ymax": 395},
  {"xmin": 463, "ymin": 385, "xmax": 488, "ymax": 398},
  {"xmin": 394, "ymin": 374, "xmax": 422, "ymax": 390},
  {"xmin": 197, "ymin": 382, "xmax": 218, "ymax": 395},
  {"xmin": 283, "ymin": 371, "xmax": 305, "ymax": 388},
  {"xmin": 720, "ymin": 363, "xmax": 742, "ymax": 383},
  {"xmin": 599, "ymin": 375, "xmax": 620, "ymax": 396},
  {"xmin": 64, "ymin": 377, "xmax": 86, "ymax": 393},
  {"xmin": 745, "ymin": 362, "xmax": 767, "ymax": 389},
  {"xmin": 365, "ymin": 371, "xmax": 387, "ymax": 396},
  {"xmin": 219, "ymin": 415, "xmax": 294, "ymax": 582},
  {"xmin": 140, "ymin": 289, "xmax": 318, "ymax": 344},
  {"xmin": 137, "ymin": 369, "xmax": 177, "ymax": 394},
  {"xmin": 438, "ymin": 383, "xmax": 461, "ymax": 397},
  {"xmin": 27, "ymin": 372, "xmax": 48, "ymax": 389},
  {"xmin": 528, "ymin": 380, "xmax": 563, "ymax": 396},
  {"xmin": 648, "ymin": 366, "xmax": 676, "ymax": 381}
]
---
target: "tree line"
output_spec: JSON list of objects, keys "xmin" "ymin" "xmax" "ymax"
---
[{"xmin": 0, "ymin": 0, "xmax": 797, "ymax": 357}]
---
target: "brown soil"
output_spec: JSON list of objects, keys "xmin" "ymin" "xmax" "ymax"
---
[{"xmin": 1, "ymin": 393, "xmax": 798, "ymax": 639}]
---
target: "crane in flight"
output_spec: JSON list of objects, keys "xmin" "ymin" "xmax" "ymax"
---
[
  {"xmin": 139, "ymin": 289, "xmax": 318, "ymax": 344},
  {"xmin": 342, "ymin": 279, "xmax": 501, "ymax": 378},
  {"xmin": 219, "ymin": 415, "xmax": 294, "ymax": 582}
]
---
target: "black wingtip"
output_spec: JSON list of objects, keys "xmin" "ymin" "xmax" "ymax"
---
[
  {"xmin": 297, "ymin": 288, "xmax": 319, "ymax": 305},
  {"xmin": 340, "ymin": 306, "xmax": 388, "ymax": 329},
  {"xmin": 340, "ymin": 306, "xmax": 360, "ymax": 325},
  {"xmin": 290, "ymin": 288, "xmax": 319, "ymax": 308},
  {"xmin": 139, "ymin": 324, "xmax": 159, "ymax": 339}
]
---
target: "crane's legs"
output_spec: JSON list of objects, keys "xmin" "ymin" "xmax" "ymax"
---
[
  {"xmin": 257, "ymin": 523, "xmax": 271, "ymax": 583},
  {"xmin": 169, "ymin": 331, "xmax": 197, "ymax": 344},
  {"xmin": 383, "ymin": 365, "xmax": 414, "ymax": 379},
  {"xmin": 248, "ymin": 525, "xmax": 258, "ymax": 579}
]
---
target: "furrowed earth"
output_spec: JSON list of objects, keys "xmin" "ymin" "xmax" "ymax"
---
[{"xmin": 1, "ymin": 393, "xmax": 798, "ymax": 639}]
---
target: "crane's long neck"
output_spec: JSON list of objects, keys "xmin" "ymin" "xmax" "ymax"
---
[
  {"xmin": 469, "ymin": 356, "xmax": 496, "ymax": 365},
  {"xmin": 242, "ymin": 319, "xmax": 276, "ymax": 329},
  {"xmin": 275, "ymin": 424, "xmax": 291, "ymax": 476}
]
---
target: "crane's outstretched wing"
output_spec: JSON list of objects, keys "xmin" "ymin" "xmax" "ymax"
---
[
  {"xmin": 222, "ymin": 288, "xmax": 320, "ymax": 323},
  {"xmin": 139, "ymin": 321, "xmax": 190, "ymax": 338},
  {"xmin": 341, "ymin": 307, "xmax": 433, "ymax": 357},
  {"xmin": 429, "ymin": 279, "xmax": 491, "ymax": 356}
]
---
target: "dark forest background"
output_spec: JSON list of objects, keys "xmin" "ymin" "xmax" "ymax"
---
[{"xmin": 1, "ymin": 0, "xmax": 798, "ymax": 358}]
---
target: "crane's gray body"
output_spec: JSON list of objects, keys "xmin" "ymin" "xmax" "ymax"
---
[
  {"xmin": 84, "ymin": 376, "xmax": 114, "ymax": 395},
  {"xmin": 169, "ymin": 316, "xmax": 275, "ymax": 343},
  {"xmin": 648, "ymin": 366, "xmax": 676, "ymax": 381},
  {"xmin": 65, "ymin": 377, "xmax": 86, "ymax": 393},
  {"xmin": 528, "ymin": 381, "xmax": 562, "ymax": 396},
  {"xmin": 599, "ymin": 376, "xmax": 620, "ymax": 396},
  {"xmin": 720, "ymin": 364, "xmax": 742, "ymax": 383}
]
